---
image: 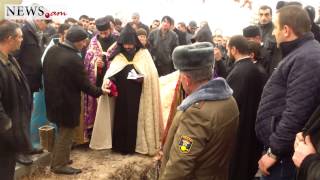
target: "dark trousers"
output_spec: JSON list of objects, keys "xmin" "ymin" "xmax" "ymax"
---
[
  {"xmin": 0, "ymin": 147, "xmax": 16, "ymax": 180},
  {"xmin": 261, "ymin": 157, "xmax": 296, "ymax": 180},
  {"xmin": 50, "ymin": 126, "xmax": 75, "ymax": 169}
]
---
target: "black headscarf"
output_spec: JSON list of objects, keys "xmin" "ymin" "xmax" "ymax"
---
[{"xmin": 109, "ymin": 24, "xmax": 143, "ymax": 61}]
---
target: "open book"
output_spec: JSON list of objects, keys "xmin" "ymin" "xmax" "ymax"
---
[{"xmin": 127, "ymin": 69, "xmax": 144, "ymax": 80}]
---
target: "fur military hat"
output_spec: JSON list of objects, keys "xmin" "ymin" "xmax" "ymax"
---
[
  {"xmin": 65, "ymin": 25, "xmax": 88, "ymax": 43},
  {"xmin": 172, "ymin": 42, "xmax": 214, "ymax": 71}
]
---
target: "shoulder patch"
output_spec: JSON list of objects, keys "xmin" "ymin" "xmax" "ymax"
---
[{"xmin": 178, "ymin": 135, "xmax": 193, "ymax": 153}]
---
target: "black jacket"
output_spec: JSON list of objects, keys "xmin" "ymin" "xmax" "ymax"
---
[
  {"xmin": 43, "ymin": 43, "xmax": 103, "ymax": 128},
  {"xmin": 16, "ymin": 21, "xmax": 44, "ymax": 92},
  {"xmin": 256, "ymin": 33, "xmax": 320, "ymax": 157},
  {"xmin": 0, "ymin": 54, "xmax": 32, "ymax": 153},
  {"xmin": 227, "ymin": 58, "xmax": 267, "ymax": 180},
  {"xmin": 259, "ymin": 22, "xmax": 274, "ymax": 44},
  {"xmin": 148, "ymin": 29, "xmax": 178, "ymax": 76}
]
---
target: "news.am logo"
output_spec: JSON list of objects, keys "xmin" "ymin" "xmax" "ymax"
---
[{"xmin": 5, "ymin": 4, "xmax": 67, "ymax": 20}]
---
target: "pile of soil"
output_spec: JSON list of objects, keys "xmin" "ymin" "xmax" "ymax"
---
[{"xmin": 22, "ymin": 146, "xmax": 157, "ymax": 180}]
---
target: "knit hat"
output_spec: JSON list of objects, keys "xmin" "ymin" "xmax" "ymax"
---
[
  {"xmin": 136, "ymin": 28, "xmax": 147, "ymax": 36},
  {"xmin": 189, "ymin": 21, "xmax": 198, "ymax": 28},
  {"xmin": 65, "ymin": 25, "xmax": 88, "ymax": 43},
  {"xmin": 172, "ymin": 42, "xmax": 214, "ymax": 71}
]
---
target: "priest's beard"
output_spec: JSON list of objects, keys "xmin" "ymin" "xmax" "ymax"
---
[
  {"xmin": 229, "ymin": 54, "xmax": 236, "ymax": 63},
  {"xmin": 122, "ymin": 47, "xmax": 137, "ymax": 61}
]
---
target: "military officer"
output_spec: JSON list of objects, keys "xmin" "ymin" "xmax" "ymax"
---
[{"xmin": 159, "ymin": 42, "xmax": 239, "ymax": 180}]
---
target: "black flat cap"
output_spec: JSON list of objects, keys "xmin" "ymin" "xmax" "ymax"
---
[
  {"xmin": 172, "ymin": 42, "xmax": 214, "ymax": 71},
  {"xmin": 243, "ymin": 25, "xmax": 261, "ymax": 38},
  {"xmin": 65, "ymin": 25, "xmax": 88, "ymax": 43},
  {"xmin": 95, "ymin": 17, "xmax": 111, "ymax": 31}
]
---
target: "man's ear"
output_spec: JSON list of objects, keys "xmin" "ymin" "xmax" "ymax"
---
[{"xmin": 283, "ymin": 25, "xmax": 291, "ymax": 38}]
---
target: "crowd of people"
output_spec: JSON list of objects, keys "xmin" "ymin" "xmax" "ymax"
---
[{"xmin": 1, "ymin": 1, "xmax": 320, "ymax": 180}]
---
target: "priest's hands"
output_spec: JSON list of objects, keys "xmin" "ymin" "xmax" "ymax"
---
[
  {"xmin": 102, "ymin": 79, "xmax": 118, "ymax": 97},
  {"xmin": 101, "ymin": 79, "xmax": 111, "ymax": 95},
  {"xmin": 96, "ymin": 57, "xmax": 105, "ymax": 68},
  {"xmin": 292, "ymin": 133, "xmax": 316, "ymax": 168}
]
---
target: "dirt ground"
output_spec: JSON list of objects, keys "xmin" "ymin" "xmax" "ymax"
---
[{"xmin": 21, "ymin": 145, "xmax": 156, "ymax": 180}]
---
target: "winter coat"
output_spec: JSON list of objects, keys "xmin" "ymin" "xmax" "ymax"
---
[
  {"xmin": 259, "ymin": 22, "xmax": 274, "ymax": 44},
  {"xmin": 0, "ymin": 53, "xmax": 32, "ymax": 153},
  {"xmin": 160, "ymin": 78, "xmax": 239, "ymax": 180},
  {"xmin": 148, "ymin": 29, "xmax": 179, "ymax": 76},
  {"xmin": 43, "ymin": 43, "xmax": 103, "ymax": 128},
  {"xmin": 15, "ymin": 21, "xmax": 44, "ymax": 92},
  {"xmin": 256, "ymin": 32, "xmax": 320, "ymax": 158}
]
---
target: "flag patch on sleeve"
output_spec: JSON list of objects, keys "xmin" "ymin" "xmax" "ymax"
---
[{"xmin": 178, "ymin": 135, "xmax": 193, "ymax": 153}]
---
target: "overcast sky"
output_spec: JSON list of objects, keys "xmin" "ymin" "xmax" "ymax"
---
[{"xmin": 21, "ymin": 0, "xmax": 320, "ymax": 36}]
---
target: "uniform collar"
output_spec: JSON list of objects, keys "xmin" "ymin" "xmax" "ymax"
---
[{"xmin": 178, "ymin": 78, "xmax": 233, "ymax": 111}]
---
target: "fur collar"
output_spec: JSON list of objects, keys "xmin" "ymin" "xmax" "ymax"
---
[{"xmin": 178, "ymin": 78, "xmax": 233, "ymax": 111}]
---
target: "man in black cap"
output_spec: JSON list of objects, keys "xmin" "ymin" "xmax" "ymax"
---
[
  {"xmin": 186, "ymin": 21, "xmax": 198, "ymax": 44},
  {"xmin": 83, "ymin": 17, "xmax": 118, "ymax": 138},
  {"xmin": 243, "ymin": 25, "xmax": 272, "ymax": 76},
  {"xmin": 158, "ymin": 42, "xmax": 239, "ymax": 180},
  {"xmin": 43, "ymin": 25, "xmax": 108, "ymax": 174},
  {"xmin": 93, "ymin": 17, "xmax": 117, "ymax": 87}
]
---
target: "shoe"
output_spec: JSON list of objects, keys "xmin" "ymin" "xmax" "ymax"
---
[
  {"xmin": 29, "ymin": 147, "xmax": 44, "ymax": 155},
  {"xmin": 68, "ymin": 160, "xmax": 73, "ymax": 165},
  {"xmin": 16, "ymin": 154, "xmax": 33, "ymax": 165},
  {"xmin": 52, "ymin": 166, "xmax": 82, "ymax": 175}
]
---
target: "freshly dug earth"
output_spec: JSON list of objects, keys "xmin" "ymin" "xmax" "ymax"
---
[{"xmin": 21, "ymin": 146, "xmax": 157, "ymax": 180}]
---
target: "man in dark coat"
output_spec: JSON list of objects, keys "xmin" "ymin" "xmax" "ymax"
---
[
  {"xmin": 43, "ymin": 25, "xmax": 107, "ymax": 174},
  {"xmin": 0, "ymin": 20, "xmax": 32, "ymax": 180},
  {"xmin": 258, "ymin": 5, "xmax": 282, "ymax": 76},
  {"xmin": 131, "ymin": 12, "xmax": 149, "ymax": 35},
  {"xmin": 226, "ymin": 35, "xmax": 267, "ymax": 180},
  {"xmin": 15, "ymin": 19, "xmax": 50, "ymax": 164},
  {"xmin": 148, "ymin": 16, "xmax": 179, "ymax": 76},
  {"xmin": 16, "ymin": 20, "xmax": 48, "ymax": 93},
  {"xmin": 192, "ymin": 24, "xmax": 227, "ymax": 78},
  {"xmin": 255, "ymin": 6, "xmax": 320, "ymax": 180},
  {"xmin": 243, "ymin": 25, "xmax": 272, "ymax": 77}
]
